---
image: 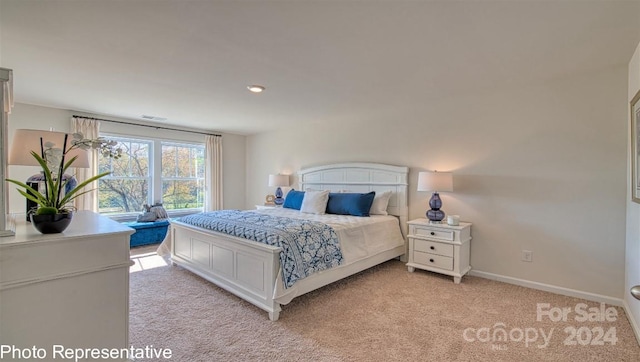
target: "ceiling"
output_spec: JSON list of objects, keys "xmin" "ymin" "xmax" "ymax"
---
[{"xmin": 1, "ymin": 1, "xmax": 639, "ymax": 136}]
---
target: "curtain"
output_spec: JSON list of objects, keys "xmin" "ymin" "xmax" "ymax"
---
[
  {"xmin": 71, "ymin": 117, "xmax": 100, "ymax": 211},
  {"xmin": 205, "ymin": 135, "xmax": 223, "ymax": 211}
]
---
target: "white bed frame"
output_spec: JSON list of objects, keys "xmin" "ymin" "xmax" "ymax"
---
[{"xmin": 170, "ymin": 162, "xmax": 408, "ymax": 321}]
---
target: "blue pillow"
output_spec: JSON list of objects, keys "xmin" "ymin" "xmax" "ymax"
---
[
  {"xmin": 326, "ymin": 192, "xmax": 376, "ymax": 217},
  {"xmin": 283, "ymin": 190, "xmax": 305, "ymax": 210}
]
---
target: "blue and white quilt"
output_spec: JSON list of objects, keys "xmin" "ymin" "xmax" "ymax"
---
[{"xmin": 178, "ymin": 210, "xmax": 343, "ymax": 288}]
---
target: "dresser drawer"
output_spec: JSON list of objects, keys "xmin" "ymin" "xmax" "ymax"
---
[
  {"xmin": 413, "ymin": 251, "xmax": 454, "ymax": 271},
  {"xmin": 414, "ymin": 239, "xmax": 453, "ymax": 257},
  {"xmin": 412, "ymin": 226, "xmax": 454, "ymax": 241}
]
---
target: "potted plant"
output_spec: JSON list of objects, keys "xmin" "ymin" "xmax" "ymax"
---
[{"xmin": 5, "ymin": 132, "xmax": 121, "ymax": 233}]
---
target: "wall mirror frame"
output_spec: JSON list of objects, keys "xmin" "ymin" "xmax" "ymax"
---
[
  {"xmin": 0, "ymin": 67, "xmax": 15, "ymax": 237},
  {"xmin": 631, "ymin": 88, "xmax": 640, "ymax": 204}
]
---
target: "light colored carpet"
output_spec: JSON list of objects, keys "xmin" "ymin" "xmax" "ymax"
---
[{"xmin": 129, "ymin": 249, "xmax": 640, "ymax": 361}]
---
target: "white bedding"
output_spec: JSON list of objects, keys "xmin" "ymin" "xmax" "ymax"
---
[{"xmin": 252, "ymin": 208, "xmax": 405, "ymax": 304}]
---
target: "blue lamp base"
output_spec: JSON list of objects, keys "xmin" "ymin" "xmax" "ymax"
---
[
  {"xmin": 25, "ymin": 172, "xmax": 77, "ymax": 222},
  {"xmin": 274, "ymin": 187, "xmax": 284, "ymax": 205},
  {"xmin": 426, "ymin": 192, "xmax": 445, "ymax": 223}
]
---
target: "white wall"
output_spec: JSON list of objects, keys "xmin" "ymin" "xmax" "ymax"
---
[
  {"xmin": 247, "ymin": 65, "xmax": 629, "ymax": 299},
  {"xmin": 6, "ymin": 103, "xmax": 246, "ymax": 213},
  {"xmin": 626, "ymin": 41, "xmax": 640, "ymax": 340}
]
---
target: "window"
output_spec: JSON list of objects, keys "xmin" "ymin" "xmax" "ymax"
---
[
  {"xmin": 161, "ymin": 142, "xmax": 205, "ymax": 211},
  {"xmin": 98, "ymin": 138, "xmax": 151, "ymax": 215},
  {"xmin": 98, "ymin": 136, "xmax": 205, "ymax": 217}
]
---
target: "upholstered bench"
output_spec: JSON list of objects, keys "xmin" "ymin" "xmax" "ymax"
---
[{"xmin": 123, "ymin": 220, "xmax": 170, "ymax": 248}]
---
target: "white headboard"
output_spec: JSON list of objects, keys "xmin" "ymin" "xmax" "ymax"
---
[{"xmin": 298, "ymin": 162, "xmax": 409, "ymax": 238}]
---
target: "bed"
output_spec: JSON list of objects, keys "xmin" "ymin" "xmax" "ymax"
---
[{"xmin": 169, "ymin": 162, "xmax": 408, "ymax": 321}]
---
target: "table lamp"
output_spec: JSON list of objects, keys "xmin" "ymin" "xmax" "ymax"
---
[
  {"xmin": 417, "ymin": 171, "xmax": 453, "ymax": 223},
  {"xmin": 8, "ymin": 129, "xmax": 90, "ymax": 220},
  {"xmin": 268, "ymin": 174, "xmax": 290, "ymax": 206}
]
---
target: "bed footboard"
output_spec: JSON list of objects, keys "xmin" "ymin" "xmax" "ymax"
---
[{"xmin": 171, "ymin": 221, "xmax": 283, "ymax": 321}]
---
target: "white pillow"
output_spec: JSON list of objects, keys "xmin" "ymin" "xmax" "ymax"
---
[
  {"xmin": 300, "ymin": 190, "xmax": 330, "ymax": 214},
  {"xmin": 369, "ymin": 191, "xmax": 392, "ymax": 215}
]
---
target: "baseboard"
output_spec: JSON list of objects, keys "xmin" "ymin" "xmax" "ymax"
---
[
  {"xmin": 468, "ymin": 269, "xmax": 624, "ymax": 307},
  {"xmin": 623, "ymin": 298, "xmax": 640, "ymax": 346}
]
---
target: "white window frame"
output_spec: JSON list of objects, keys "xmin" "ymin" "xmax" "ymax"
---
[
  {"xmin": 159, "ymin": 141, "xmax": 205, "ymax": 216},
  {"xmin": 99, "ymin": 133, "xmax": 205, "ymax": 221}
]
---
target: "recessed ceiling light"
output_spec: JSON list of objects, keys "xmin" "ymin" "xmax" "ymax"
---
[{"xmin": 247, "ymin": 85, "xmax": 265, "ymax": 93}]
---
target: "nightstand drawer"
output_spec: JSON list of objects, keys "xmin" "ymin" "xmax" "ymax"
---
[
  {"xmin": 414, "ymin": 239, "xmax": 453, "ymax": 257},
  {"xmin": 412, "ymin": 226, "xmax": 454, "ymax": 241},
  {"xmin": 413, "ymin": 251, "xmax": 454, "ymax": 271}
]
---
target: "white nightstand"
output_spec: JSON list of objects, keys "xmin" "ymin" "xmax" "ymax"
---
[
  {"xmin": 255, "ymin": 204, "xmax": 279, "ymax": 210},
  {"xmin": 406, "ymin": 219, "xmax": 472, "ymax": 284}
]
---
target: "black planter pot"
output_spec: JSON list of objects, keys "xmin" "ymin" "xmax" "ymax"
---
[{"xmin": 30, "ymin": 212, "xmax": 73, "ymax": 234}]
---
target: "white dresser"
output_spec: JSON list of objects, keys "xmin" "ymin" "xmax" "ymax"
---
[
  {"xmin": 0, "ymin": 211, "xmax": 134, "ymax": 361},
  {"xmin": 406, "ymin": 218, "xmax": 472, "ymax": 284}
]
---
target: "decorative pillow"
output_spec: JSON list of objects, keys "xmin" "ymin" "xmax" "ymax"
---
[
  {"xmin": 136, "ymin": 211, "xmax": 157, "ymax": 222},
  {"xmin": 283, "ymin": 189, "xmax": 305, "ymax": 210},
  {"xmin": 300, "ymin": 190, "xmax": 330, "ymax": 214},
  {"xmin": 326, "ymin": 191, "xmax": 376, "ymax": 217},
  {"xmin": 369, "ymin": 191, "xmax": 392, "ymax": 215}
]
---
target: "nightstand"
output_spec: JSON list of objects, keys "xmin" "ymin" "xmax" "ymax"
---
[
  {"xmin": 406, "ymin": 219, "xmax": 472, "ymax": 284},
  {"xmin": 255, "ymin": 204, "xmax": 279, "ymax": 210}
]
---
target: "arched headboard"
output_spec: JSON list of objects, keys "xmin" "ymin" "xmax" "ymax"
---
[{"xmin": 298, "ymin": 162, "xmax": 409, "ymax": 238}]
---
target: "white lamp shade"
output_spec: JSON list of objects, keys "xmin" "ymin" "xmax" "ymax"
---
[
  {"xmin": 8, "ymin": 129, "xmax": 90, "ymax": 168},
  {"xmin": 268, "ymin": 174, "xmax": 290, "ymax": 187},
  {"xmin": 417, "ymin": 171, "xmax": 453, "ymax": 192}
]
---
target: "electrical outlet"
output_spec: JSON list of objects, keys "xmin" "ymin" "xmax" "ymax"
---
[{"xmin": 522, "ymin": 250, "xmax": 533, "ymax": 262}]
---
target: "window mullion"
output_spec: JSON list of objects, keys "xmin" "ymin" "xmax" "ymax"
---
[{"xmin": 152, "ymin": 140, "xmax": 162, "ymax": 205}]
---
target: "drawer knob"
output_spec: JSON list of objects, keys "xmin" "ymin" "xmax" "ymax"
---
[
  {"xmin": 430, "ymin": 232, "xmax": 435, "ymax": 236},
  {"xmin": 429, "ymin": 259, "xmax": 435, "ymax": 263},
  {"xmin": 430, "ymin": 246, "xmax": 435, "ymax": 250}
]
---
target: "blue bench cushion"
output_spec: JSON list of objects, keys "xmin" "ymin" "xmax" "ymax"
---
[{"xmin": 123, "ymin": 220, "xmax": 170, "ymax": 247}]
